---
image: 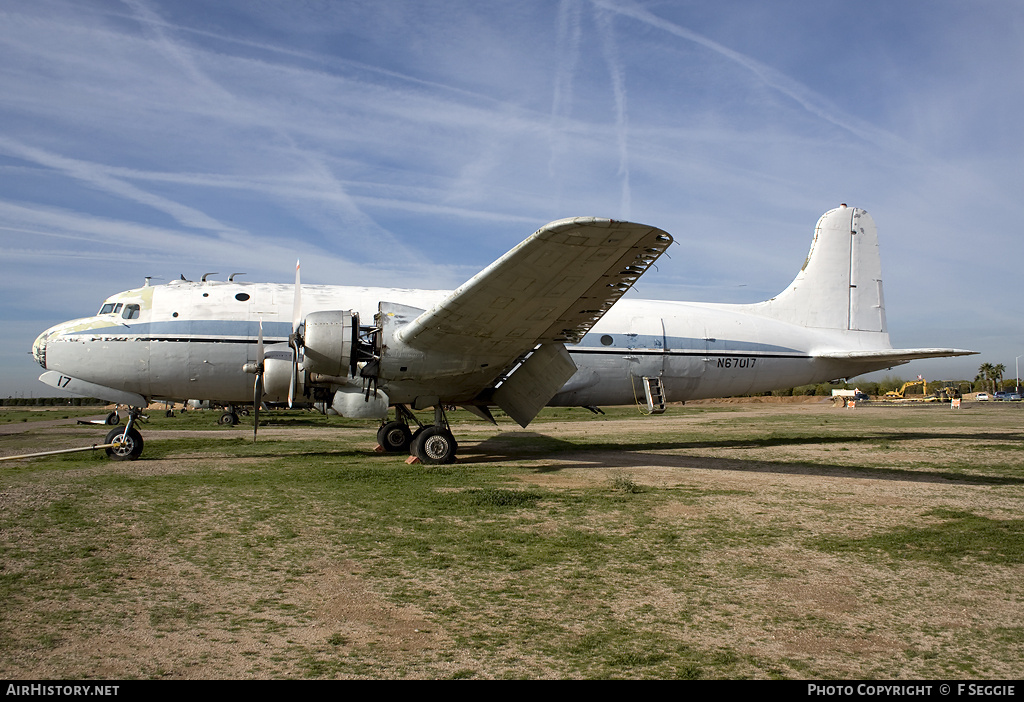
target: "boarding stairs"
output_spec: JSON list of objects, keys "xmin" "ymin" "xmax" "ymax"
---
[{"xmin": 642, "ymin": 376, "xmax": 667, "ymax": 414}]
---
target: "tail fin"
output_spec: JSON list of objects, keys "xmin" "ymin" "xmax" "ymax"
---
[{"xmin": 754, "ymin": 205, "xmax": 886, "ymax": 332}]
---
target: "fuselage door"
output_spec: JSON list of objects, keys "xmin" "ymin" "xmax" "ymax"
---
[
  {"xmin": 626, "ymin": 316, "xmax": 666, "ymax": 379},
  {"xmin": 657, "ymin": 315, "xmax": 708, "ymax": 400}
]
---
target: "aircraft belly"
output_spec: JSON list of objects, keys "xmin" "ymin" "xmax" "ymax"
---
[
  {"xmin": 149, "ymin": 340, "xmax": 190, "ymax": 394},
  {"xmin": 661, "ymin": 352, "xmax": 706, "ymax": 400},
  {"xmin": 151, "ymin": 341, "xmax": 251, "ymax": 402},
  {"xmin": 551, "ymin": 352, "xmax": 636, "ymax": 406}
]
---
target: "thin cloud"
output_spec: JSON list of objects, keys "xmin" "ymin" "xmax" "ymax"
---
[{"xmin": 589, "ymin": 0, "xmax": 919, "ymax": 156}]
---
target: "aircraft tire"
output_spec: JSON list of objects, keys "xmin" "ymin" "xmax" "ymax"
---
[
  {"xmin": 219, "ymin": 411, "xmax": 239, "ymax": 426},
  {"xmin": 377, "ymin": 421, "xmax": 412, "ymax": 453},
  {"xmin": 105, "ymin": 427, "xmax": 144, "ymax": 461},
  {"xmin": 105, "ymin": 412, "xmax": 119, "ymax": 426},
  {"xmin": 411, "ymin": 426, "xmax": 457, "ymax": 464}
]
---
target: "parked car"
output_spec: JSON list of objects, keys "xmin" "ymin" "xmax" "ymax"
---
[
  {"xmin": 1007, "ymin": 393, "xmax": 1022, "ymax": 401},
  {"xmin": 976, "ymin": 393, "xmax": 990, "ymax": 401}
]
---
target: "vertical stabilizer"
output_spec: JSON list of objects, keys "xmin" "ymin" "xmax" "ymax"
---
[{"xmin": 754, "ymin": 205, "xmax": 887, "ymax": 333}]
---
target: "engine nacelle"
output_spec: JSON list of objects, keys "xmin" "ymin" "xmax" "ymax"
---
[
  {"xmin": 263, "ymin": 344, "xmax": 302, "ymax": 400},
  {"xmin": 303, "ymin": 310, "xmax": 358, "ymax": 378}
]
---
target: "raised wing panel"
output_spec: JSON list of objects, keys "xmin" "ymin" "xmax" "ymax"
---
[
  {"xmin": 493, "ymin": 342, "xmax": 578, "ymax": 427},
  {"xmin": 396, "ymin": 218, "xmax": 672, "ymax": 358}
]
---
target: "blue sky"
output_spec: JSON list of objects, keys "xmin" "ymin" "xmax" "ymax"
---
[{"xmin": 3, "ymin": 0, "xmax": 1022, "ymax": 396}]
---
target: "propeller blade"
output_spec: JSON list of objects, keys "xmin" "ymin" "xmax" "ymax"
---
[
  {"xmin": 253, "ymin": 320, "xmax": 264, "ymax": 442},
  {"xmin": 292, "ymin": 259, "xmax": 302, "ymax": 335},
  {"xmin": 289, "ymin": 260, "xmax": 301, "ymax": 409},
  {"xmin": 253, "ymin": 374, "xmax": 263, "ymax": 442},
  {"xmin": 256, "ymin": 318, "xmax": 264, "ymax": 366},
  {"xmin": 288, "ymin": 344, "xmax": 297, "ymax": 408}
]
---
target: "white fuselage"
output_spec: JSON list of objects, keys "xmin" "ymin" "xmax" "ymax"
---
[{"xmin": 32, "ymin": 278, "xmax": 895, "ymax": 409}]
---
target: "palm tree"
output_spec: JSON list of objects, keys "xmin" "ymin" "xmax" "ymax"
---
[
  {"xmin": 978, "ymin": 362, "xmax": 994, "ymax": 393},
  {"xmin": 992, "ymin": 363, "xmax": 1006, "ymax": 393}
]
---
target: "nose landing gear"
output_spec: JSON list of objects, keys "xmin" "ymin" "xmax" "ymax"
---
[{"xmin": 104, "ymin": 408, "xmax": 145, "ymax": 460}]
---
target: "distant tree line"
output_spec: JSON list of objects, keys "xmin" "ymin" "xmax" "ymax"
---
[
  {"xmin": 0, "ymin": 397, "xmax": 107, "ymax": 407},
  {"xmin": 764, "ymin": 365, "xmax": 1020, "ymax": 398}
]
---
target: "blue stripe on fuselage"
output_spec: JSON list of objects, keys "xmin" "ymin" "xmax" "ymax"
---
[
  {"xmin": 62, "ymin": 320, "xmax": 802, "ymax": 356},
  {"xmin": 63, "ymin": 319, "xmax": 293, "ymax": 339},
  {"xmin": 575, "ymin": 332, "xmax": 800, "ymax": 355}
]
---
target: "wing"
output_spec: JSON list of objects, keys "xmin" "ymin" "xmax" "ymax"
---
[{"xmin": 396, "ymin": 217, "xmax": 673, "ymax": 357}]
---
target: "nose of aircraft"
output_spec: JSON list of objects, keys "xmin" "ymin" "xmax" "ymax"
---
[
  {"xmin": 32, "ymin": 323, "xmax": 69, "ymax": 370},
  {"xmin": 32, "ymin": 328, "xmax": 51, "ymax": 369}
]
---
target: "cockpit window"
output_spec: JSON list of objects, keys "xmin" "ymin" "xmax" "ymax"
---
[
  {"xmin": 98, "ymin": 302, "xmax": 123, "ymax": 315},
  {"xmin": 122, "ymin": 304, "xmax": 141, "ymax": 320}
]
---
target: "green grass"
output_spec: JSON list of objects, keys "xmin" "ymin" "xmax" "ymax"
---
[
  {"xmin": 0, "ymin": 407, "xmax": 109, "ymax": 424},
  {"xmin": 1, "ymin": 402, "xmax": 1022, "ymax": 678},
  {"xmin": 814, "ymin": 508, "xmax": 1024, "ymax": 568}
]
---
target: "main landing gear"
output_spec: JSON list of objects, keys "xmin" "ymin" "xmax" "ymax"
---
[{"xmin": 377, "ymin": 404, "xmax": 458, "ymax": 464}]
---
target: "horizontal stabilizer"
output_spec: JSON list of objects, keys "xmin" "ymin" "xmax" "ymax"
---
[{"xmin": 815, "ymin": 348, "xmax": 977, "ymax": 363}]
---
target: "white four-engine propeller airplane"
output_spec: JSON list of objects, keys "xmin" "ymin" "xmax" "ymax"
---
[{"xmin": 33, "ymin": 205, "xmax": 974, "ymax": 463}]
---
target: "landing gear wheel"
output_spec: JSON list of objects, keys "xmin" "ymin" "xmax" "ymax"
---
[
  {"xmin": 219, "ymin": 412, "xmax": 239, "ymax": 426},
  {"xmin": 410, "ymin": 424, "xmax": 430, "ymax": 444},
  {"xmin": 105, "ymin": 427, "xmax": 144, "ymax": 461},
  {"xmin": 377, "ymin": 421, "xmax": 412, "ymax": 453},
  {"xmin": 410, "ymin": 424, "xmax": 458, "ymax": 455},
  {"xmin": 105, "ymin": 412, "xmax": 119, "ymax": 426},
  {"xmin": 411, "ymin": 425, "xmax": 457, "ymax": 465}
]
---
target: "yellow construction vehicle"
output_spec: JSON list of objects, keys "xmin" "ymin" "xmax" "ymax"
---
[
  {"xmin": 931, "ymin": 385, "xmax": 962, "ymax": 402},
  {"xmin": 883, "ymin": 379, "xmax": 927, "ymax": 399}
]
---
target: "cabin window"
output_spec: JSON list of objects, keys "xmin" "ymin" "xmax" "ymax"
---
[
  {"xmin": 600, "ymin": 335, "xmax": 614, "ymax": 346},
  {"xmin": 122, "ymin": 304, "xmax": 141, "ymax": 320},
  {"xmin": 235, "ymin": 293, "xmax": 250, "ymax": 301}
]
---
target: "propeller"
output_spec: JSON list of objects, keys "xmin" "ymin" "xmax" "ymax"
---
[
  {"xmin": 252, "ymin": 320, "xmax": 264, "ymax": 442},
  {"xmin": 288, "ymin": 260, "xmax": 302, "ymax": 408}
]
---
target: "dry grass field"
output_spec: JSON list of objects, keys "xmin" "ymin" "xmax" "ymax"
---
[{"xmin": 1, "ymin": 400, "xmax": 1021, "ymax": 679}]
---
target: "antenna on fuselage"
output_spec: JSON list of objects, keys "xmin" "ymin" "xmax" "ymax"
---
[
  {"xmin": 201, "ymin": 273, "xmax": 219, "ymax": 282},
  {"xmin": 229, "ymin": 273, "xmax": 245, "ymax": 281}
]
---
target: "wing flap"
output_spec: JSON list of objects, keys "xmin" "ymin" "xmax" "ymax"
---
[
  {"xmin": 396, "ymin": 218, "xmax": 672, "ymax": 357},
  {"xmin": 493, "ymin": 342, "xmax": 578, "ymax": 427}
]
